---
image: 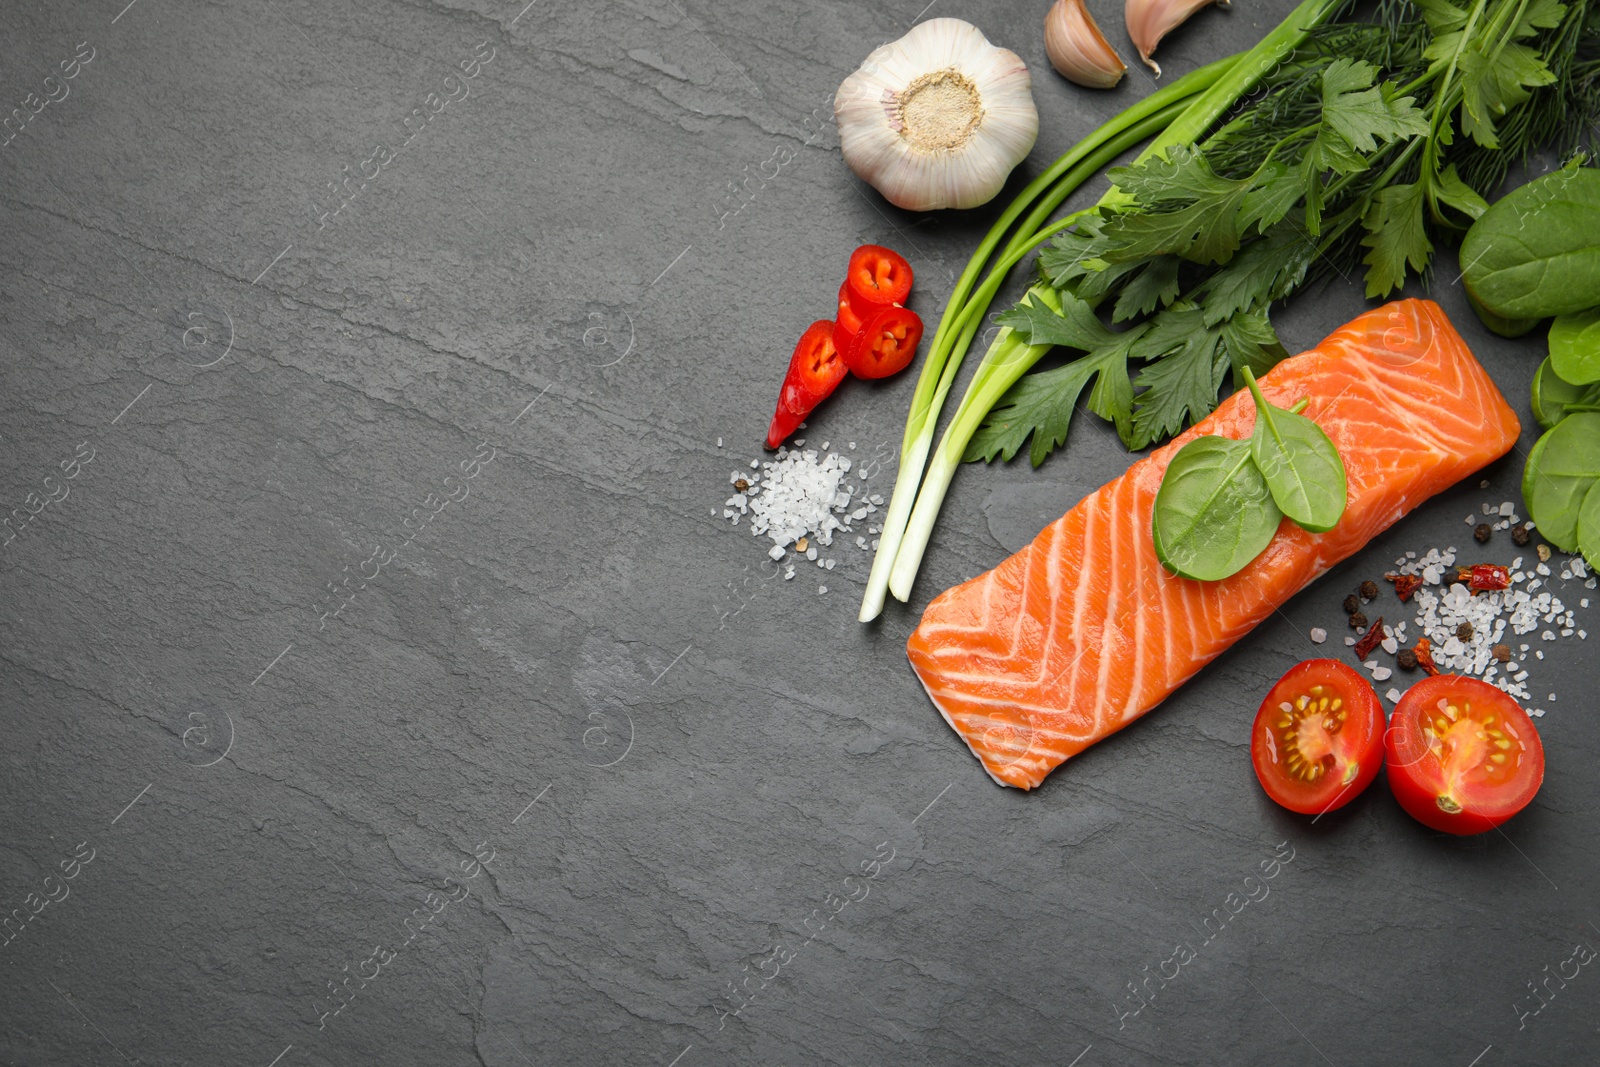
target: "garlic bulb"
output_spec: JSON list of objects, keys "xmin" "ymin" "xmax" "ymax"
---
[
  {"xmin": 1045, "ymin": 0, "xmax": 1127, "ymax": 89},
  {"xmin": 834, "ymin": 18, "xmax": 1038, "ymax": 212},
  {"xmin": 1126, "ymin": 0, "xmax": 1228, "ymax": 76}
]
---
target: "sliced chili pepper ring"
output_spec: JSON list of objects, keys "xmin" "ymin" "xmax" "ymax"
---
[
  {"xmin": 845, "ymin": 244, "xmax": 913, "ymax": 307},
  {"xmin": 845, "ymin": 305, "xmax": 924, "ymax": 380},
  {"xmin": 833, "ymin": 281, "xmax": 868, "ymax": 355}
]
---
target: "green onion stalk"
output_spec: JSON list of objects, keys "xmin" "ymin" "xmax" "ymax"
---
[{"xmin": 860, "ymin": 0, "xmax": 1347, "ymax": 619}]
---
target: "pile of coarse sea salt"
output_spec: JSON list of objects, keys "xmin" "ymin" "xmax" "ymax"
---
[
  {"xmin": 719, "ymin": 440, "xmax": 883, "ymax": 595},
  {"xmin": 1341, "ymin": 497, "xmax": 1594, "ymax": 717}
]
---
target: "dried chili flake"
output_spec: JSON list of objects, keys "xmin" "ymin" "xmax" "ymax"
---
[
  {"xmin": 1412, "ymin": 637, "xmax": 1440, "ymax": 676},
  {"xmin": 1456, "ymin": 563, "xmax": 1510, "ymax": 593},
  {"xmin": 1385, "ymin": 572, "xmax": 1424, "ymax": 601},
  {"xmin": 1353, "ymin": 616, "xmax": 1385, "ymax": 660}
]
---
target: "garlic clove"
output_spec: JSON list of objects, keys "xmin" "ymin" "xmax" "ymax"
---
[
  {"xmin": 1044, "ymin": 0, "xmax": 1128, "ymax": 89},
  {"xmin": 834, "ymin": 18, "xmax": 1039, "ymax": 212},
  {"xmin": 1126, "ymin": 0, "xmax": 1227, "ymax": 76}
]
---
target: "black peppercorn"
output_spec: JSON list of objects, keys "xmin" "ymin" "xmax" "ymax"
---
[
  {"xmin": 1349, "ymin": 611, "xmax": 1368, "ymax": 629},
  {"xmin": 1512, "ymin": 524, "xmax": 1531, "ymax": 546},
  {"xmin": 1492, "ymin": 644, "xmax": 1511, "ymax": 662},
  {"xmin": 1474, "ymin": 523, "xmax": 1492, "ymax": 543},
  {"xmin": 1342, "ymin": 594, "xmax": 1362, "ymax": 615},
  {"xmin": 1456, "ymin": 621, "xmax": 1474, "ymax": 642},
  {"xmin": 1359, "ymin": 580, "xmax": 1379, "ymax": 601},
  {"xmin": 1397, "ymin": 648, "xmax": 1418, "ymax": 671}
]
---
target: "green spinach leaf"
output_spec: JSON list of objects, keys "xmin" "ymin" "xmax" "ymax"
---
[
  {"xmin": 1549, "ymin": 307, "xmax": 1600, "ymax": 386},
  {"xmin": 1153, "ymin": 435, "xmax": 1283, "ymax": 582},
  {"xmin": 1532, "ymin": 356, "xmax": 1600, "ymax": 429},
  {"xmin": 1244, "ymin": 369, "xmax": 1348, "ymax": 532},
  {"xmin": 1522, "ymin": 411, "xmax": 1600, "ymax": 552},
  {"xmin": 1579, "ymin": 480, "xmax": 1600, "ymax": 571},
  {"xmin": 1461, "ymin": 164, "xmax": 1600, "ymax": 320}
]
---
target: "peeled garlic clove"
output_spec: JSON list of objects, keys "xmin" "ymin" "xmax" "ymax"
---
[
  {"xmin": 1044, "ymin": 0, "xmax": 1127, "ymax": 89},
  {"xmin": 1126, "ymin": 0, "xmax": 1227, "ymax": 76},
  {"xmin": 834, "ymin": 18, "xmax": 1039, "ymax": 212}
]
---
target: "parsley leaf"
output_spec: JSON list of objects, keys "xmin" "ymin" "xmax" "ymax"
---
[
  {"xmin": 995, "ymin": 289, "xmax": 1116, "ymax": 351},
  {"xmin": 1457, "ymin": 43, "xmax": 1556, "ymax": 148},
  {"xmin": 1361, "ymin": 182, "xmax": 1433, "ymax": 297},
  {"xmin": 965, "ymin": 346, "xmax": 1132, "ymax": 466},
  {"xmin": 1123, "ymin": 306, "xmax": 1286, "ymax": 447},
  {"xmin": 1048, "ymin": 146, "xmax": 1263, "ymax": 271},
  {"xmin": 1128, "ymin": 306, "xmax": 1231, "ymax": 448},
  {"xmin": 1320, "ymin": 60, "xmax": 1431, "ymax": 152},
  {"xmin": 1219, "ymin": 309, "xmax": 1289, "ymax": 389},
  {"xmin": 1300, "ymin": 61, "xmax": 1429, "ymax": 232},
  {"xmin": 1112, "ymin": 257, "xmax": 1182, "ymax": 322},
  {"xmin": 1239, "ymin": 164, "xmax": 1302, "ymax": 234},
  {"xmin": 1430, "ymin": 162, "xmax": 1490, "ymax": 221},
  {"xmin": 1192, "ymin": 225, "xmax": 1319, "ymax": 326}
]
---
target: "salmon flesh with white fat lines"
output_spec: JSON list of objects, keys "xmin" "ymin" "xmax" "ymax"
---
[{"xmin": 906, "ymin": 299, "xmax": 1521, "ymax": 789}]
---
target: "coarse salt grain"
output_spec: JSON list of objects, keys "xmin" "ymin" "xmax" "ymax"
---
[
  {"xmin": 1386, "ymin": 688, "xmax": 1403, "ymax": 702},
  {"xmin": 1309, "ymin": 627, "xmax": 1327, "ymax": 644}
]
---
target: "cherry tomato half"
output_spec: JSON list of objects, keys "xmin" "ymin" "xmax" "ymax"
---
[
  {"xmin": 766, "ymin": 320, "xmax": 846, "ymax": 449},
  {"xmin": 1385, "ymin": 675, "xmax": 1544, "ymax": 835},
  {"xmin": 833, "ymin": 281, "xmax": 868, "ymax": 355},
  {"xmin": 844, "ymin": 305, "xmax": 924, "ymax": 380},
  {"xmin": 1250, "ymin": 659, "xmax": 1384, "ymax": 815},
  {"xmin": 846, "ymin": 244, "xmax": 913, "ymax": 307}
]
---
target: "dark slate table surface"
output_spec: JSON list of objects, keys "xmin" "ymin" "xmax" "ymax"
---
[{"xmin": 2, "ymin": 1, "xmax": 1595, "ymax": 1064}]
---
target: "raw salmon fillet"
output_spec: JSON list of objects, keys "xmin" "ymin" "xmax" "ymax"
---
[{"xmin": 907, "ymin": 299, "xmax": 1520, "ymax": 790}]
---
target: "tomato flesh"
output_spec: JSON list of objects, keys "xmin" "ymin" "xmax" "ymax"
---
[
  {"xmin": 767, "ymin": 321, "xmax": 846, "ymax": 448},
  {"xmin": 1251, "ymin": 659, "xmax": 1384, "ymax": 815},
  {"xmin": 846, "ymin": 244, "xmax": 913, "ymax": 307},
  {"xmin": 833, "ymin": 281, "xmax": 868, "ymax": 355},
  {"xmin": 844, "ymin": 305, "xmax": 924, "ymax": 380},
  {"xmin": 1385, "ymin": 675, "xmax": 1544, "ymax": 834}
]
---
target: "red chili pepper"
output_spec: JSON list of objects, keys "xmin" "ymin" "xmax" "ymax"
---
[
  {"xmin": 846, "ymin": 244, "xmax": 913, "ymax": 307},
  {"xmin": 1412, "ymin": 637, "xmax": 1440, "ymax": 676},
  {"xmin": 1456, "ymin": 563, "xmax": 1510, "ymax": 593},
  {"xmin": 1385, "ymin": 572, "xmax": 1423, "ymax": 601},
  {"xmin": 1353, "ymin": 616, "xmax": 1386, "ymax": 661},
  {"xmin": 844, "ymin": 305, "xmax": 924, "ymax": 379},
  {"xmin": 767, "ymin": 321, "xmax": 846, "ymax": 449},
  {"xmin": 833, "ymin": 281, "xmax": 868, "ymax": 355}
]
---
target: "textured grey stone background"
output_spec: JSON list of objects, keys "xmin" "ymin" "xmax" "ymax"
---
[{"xmin": 1, "ymin": 1, "xmax": 1595, "ymax": 1064}]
